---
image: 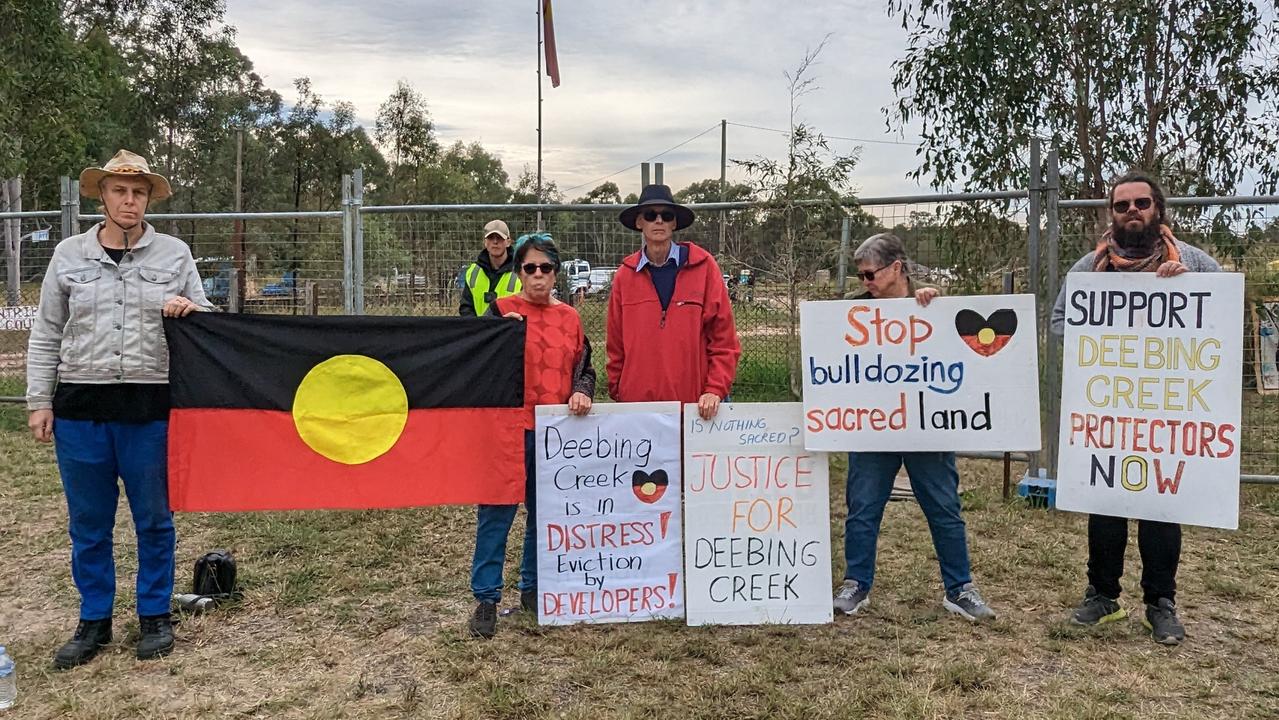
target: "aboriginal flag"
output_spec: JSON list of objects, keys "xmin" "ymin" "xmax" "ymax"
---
[
  {"xmin": 164, "ymin": 313, "xmax": 526, "ymax": 512},
  {"xmin": 954, "ymin": 308, "xmax": 1018, "ymax": 357}
]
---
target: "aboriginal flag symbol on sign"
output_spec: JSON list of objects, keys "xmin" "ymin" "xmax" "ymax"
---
[
  {"xmin": 165, "ymin": 313, "xmax": 526, "ymax": 512},
  {"xmin": 954, "ymin": 309, "xmax": 1018, "ymax": 357}
]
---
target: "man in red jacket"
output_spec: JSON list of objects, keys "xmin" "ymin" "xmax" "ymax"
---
[{"xmin": 607, "ymin": 184, "xmax": 740, "ymax": 419}]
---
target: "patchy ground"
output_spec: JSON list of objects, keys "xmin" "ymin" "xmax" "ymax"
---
[{"xmin": 1, "ymin": 404, "xmax": 1276, "ymax": 719}]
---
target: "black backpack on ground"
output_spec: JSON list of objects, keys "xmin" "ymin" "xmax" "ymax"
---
[{"xmin": 192, "ymin": 550, "xmax": 239, "ymax": 597}]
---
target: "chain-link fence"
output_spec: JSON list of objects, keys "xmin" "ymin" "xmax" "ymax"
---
[{"xmin": 3, "ymin": 170, "xmax": 1277, "ymax": 481}]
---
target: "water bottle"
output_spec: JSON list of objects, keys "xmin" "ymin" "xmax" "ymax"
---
[{"xmin": 0, "ymin": 645, "xmax": 16, "ymax": 710}]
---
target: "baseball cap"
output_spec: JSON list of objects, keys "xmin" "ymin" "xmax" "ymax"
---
[{"xmin": 483, "ymin": 219, "xmax": 511, "ymax": 240}]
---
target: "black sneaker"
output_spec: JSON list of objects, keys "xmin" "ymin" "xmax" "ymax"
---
[
  {"xmin": 1142, "ymin": 598, "xmax": 1185, "ymax": 645},
  {"xmin": 520, "ymin": 589, "xmax": 537, "ymax": 613},
  {"xmin": 136, "ymin": 614, "xmax": 175, "ymax": 660},
  {"xmin": 469, "ymin": 601, "xmax": 497, "ymax": 638},
  {"xmin": 1070, "ymin": 585, "xmax": 1127, "ymax": 626},
  {"xmin": 53, "ymin": 618, "xmax": 112, "ymax": 670}
]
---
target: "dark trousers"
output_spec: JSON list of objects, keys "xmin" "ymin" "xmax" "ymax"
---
[{"xmin": 1087, "ymin": 514, "xmax": 1181, "ymax": 605}]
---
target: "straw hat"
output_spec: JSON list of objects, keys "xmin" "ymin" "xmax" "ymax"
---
[{"xmin": 79, "ymin": 149, "xmax": 173, "ymax": 201}]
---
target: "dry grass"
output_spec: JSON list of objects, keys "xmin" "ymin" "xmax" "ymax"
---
[{"xmin": 1, "ymin": 404, "xmax": 1277, "ymax": 719}]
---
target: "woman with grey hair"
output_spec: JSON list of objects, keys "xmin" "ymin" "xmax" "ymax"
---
[{"xmin": 833, "ymin": 233, "xmax": 997, "ymax": 622}]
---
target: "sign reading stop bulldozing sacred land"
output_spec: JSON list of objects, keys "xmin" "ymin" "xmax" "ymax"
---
[
  {"xmin": 1056, "ymin": 273, "xmax": 1244, "ymax": 530},
  {"xmin": 683, "ymin": 402, "xmax": 832, "ymax": 626},
  {"xmin": 800, "ymin": 295, "xmax": 1041, "ymax": 452},
  {"xmin": 536, "ymin": 402, "xmax": 684, "ymax": 625}
]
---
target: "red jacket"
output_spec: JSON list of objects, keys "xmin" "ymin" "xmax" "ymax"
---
[{"xmin": 606, "ymin": 242, "xmax": 740, "ymax": 403}]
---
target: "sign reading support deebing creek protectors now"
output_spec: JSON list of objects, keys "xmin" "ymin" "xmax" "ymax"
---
[
  {"xmin": 683, "ymin": 403, "xmax": 832, "ymax": 626},
  {"xmin": 800, "ymin": 295, "xmax": 1041, "ymax": 452},
  {"xmin": 536, "ymin": 402, "xmax": 684, "ymax": 625},
  {"xmin": 1056, "ymin": 273, "xmax": 1244, "ymax": 530}
]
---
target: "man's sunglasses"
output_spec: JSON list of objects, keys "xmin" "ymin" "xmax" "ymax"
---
[
  {"xmin": 858, "ymin": 262, "xmax": 896, "ymax": 282},
  {"xmin": 522, "ymin": 262, "xmax": 556, "ymax": 275},
  {"xmin": 1111, "ymin": 197, "xmax": 1153, "ymax": 214},
  {"xmin": 642, "ymin": 209, "xmax": 677, "ymax": 223}
]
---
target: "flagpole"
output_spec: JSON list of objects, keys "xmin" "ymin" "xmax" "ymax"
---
[{"xmin": 536, "ymin": 0, "xmax": 544, "ymax": 230}]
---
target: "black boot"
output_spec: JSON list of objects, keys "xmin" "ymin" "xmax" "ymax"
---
[
  {"xmin": 136, "ymin": 613, "xmax": 175, "ymax": 660},
  {"xmin": 468, "ymin": 602, "xmax": 497, "ymax": 638},
  {"xmin": 53, "ymin": 618, "xmax": 112, "ymax": 670}
]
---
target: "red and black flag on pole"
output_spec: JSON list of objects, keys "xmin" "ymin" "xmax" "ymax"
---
[{"xmin": 164, "ymin": 313, "xmax": 526, "ymax": 512}]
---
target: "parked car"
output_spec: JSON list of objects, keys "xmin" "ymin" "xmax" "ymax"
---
[
  {"xmin": 585, "ymin": 268, "xmax": 616, "ymax": 295},
  {"xmin": 261, "ymin": 269, "xmax": 299, "ymax": 297},
  {"xmin": 562, "ymin": 259, "xmax": 591, "ymax": 294}
]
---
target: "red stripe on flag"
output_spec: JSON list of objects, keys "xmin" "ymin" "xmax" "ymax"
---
[
  {"xmin": 543, "ymin": 0, "xmax": 560, "ymax": 88},
  {"xmin": 168, "ymin": 408, "xmax": 526, "ymax": 511}
]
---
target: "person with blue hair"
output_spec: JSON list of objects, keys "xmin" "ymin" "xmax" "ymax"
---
[{"xmin": 467, "ymin": 232, "xmax": 596, "ymax": 638}]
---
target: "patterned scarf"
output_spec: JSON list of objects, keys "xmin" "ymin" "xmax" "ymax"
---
[{"xmin": 1093, "ymin": 224, "xmax": 1181, "ymax": 272}]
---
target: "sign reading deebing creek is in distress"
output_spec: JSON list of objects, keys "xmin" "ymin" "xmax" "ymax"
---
[
  {"xmin": 683, "ymin": 403, "xmax": 831, "ymax": 626},
  {"xmin": 800, "ymin": 295, "xmax": 1041, "ymax": 452},
  {"xmin": 536, "ymin": 402, "xmax": 684, "ymax": 625},
  {"xmin": 1056, "ymin": 273, "xmax": 1244, "ymax": 530}
]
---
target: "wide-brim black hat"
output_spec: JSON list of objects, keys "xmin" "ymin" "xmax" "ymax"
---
[{"xmin": 618, "ymin": 184, "xmax": 696, "ymax": 231}]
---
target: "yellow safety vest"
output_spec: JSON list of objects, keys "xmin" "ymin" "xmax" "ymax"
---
[{"xmin": 464, "ymin": 263, "xmax": 521, "ymax": 316}]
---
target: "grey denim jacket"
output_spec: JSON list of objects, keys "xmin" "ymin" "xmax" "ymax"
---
[{"xmin": 26, "ymin": 223, "xmax": 213, "ymax": 410}]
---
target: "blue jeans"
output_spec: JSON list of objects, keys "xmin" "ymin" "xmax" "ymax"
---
[
  {"xmin": 470, "ymin": 430, "xmax": 537, "ymax": 603},
  {"xmin": 844, "ymin": 451, "xmax": 972, "ymax": 596},
  {"xmin": 53, "ymin": 419, "xmax": 176, "ymax": 620}
]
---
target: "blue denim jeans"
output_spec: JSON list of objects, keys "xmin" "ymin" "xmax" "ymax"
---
[
  {"xmin": 53, "ymin": 419, "xmax": 176, "ymax": 619},
  {"xmin": 470, "ymin": 430, "xmax": 537, "ymax": 603},
  {"xmin": 843, "ymin": 451, "xmax": 972, "ymax": 596}
]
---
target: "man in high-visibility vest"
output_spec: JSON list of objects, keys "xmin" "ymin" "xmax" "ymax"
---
[{"xmin": 458, "ymin": 219, "xmax": 521, "ymax": 316}]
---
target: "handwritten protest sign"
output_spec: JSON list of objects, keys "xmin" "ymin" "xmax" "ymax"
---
[
  {"xmin": 683, "ymin": 403, "xmax": 832, "ymax": 626},
  {"xmin": 1056, "ymin": 273, "xmax": 1244, "ymax": 529},
  {"xmin": 800, "ymin": 295, "xmax": 1041, "ymax": 452},
  {"xmin": 0, "ymin": 305, "xmax": 37, "ymax": 331},
  {"xmin": 536, "ymin": 402, "xmax": 684, "ymax": 625}
]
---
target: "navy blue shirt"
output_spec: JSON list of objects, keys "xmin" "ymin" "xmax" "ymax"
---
[{"xmin": 636, "ymin": 244, "xmax": 683, "ymax": 311}]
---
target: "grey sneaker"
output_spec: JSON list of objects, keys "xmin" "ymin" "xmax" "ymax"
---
[
  {"xmin": 1071, "ymin": 585, "xmax": 1127, "ymax": 626},
  {"xmin": 943, "ymin": 583, "xmax": 997, "ymax": 621},
  {"xmin": 833, "ymin": 580, "xmax": 870, "ymax": 615},
  {"xmin": 1142, "ymin": 598, "xmax": 1185, "ymax": 645}
]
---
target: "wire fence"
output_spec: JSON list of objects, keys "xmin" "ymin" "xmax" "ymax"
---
[{"xmin": 3, "ymin": 173, "xmax": 1278, "ymax": 481}]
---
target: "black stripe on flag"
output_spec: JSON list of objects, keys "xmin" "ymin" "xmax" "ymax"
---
[{"xmin": 164, "ymin": 313, "xmax": 525, "ymax": 410}]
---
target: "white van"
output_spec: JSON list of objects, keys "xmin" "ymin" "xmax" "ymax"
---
[{"xmin": 562, "ymin": 259, "xmax": 590, "ymax": 293}]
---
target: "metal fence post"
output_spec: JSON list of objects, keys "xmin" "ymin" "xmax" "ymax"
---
[
  {"xmin": 1027, "ymin": 139, "xmax": 1042, "ymax": 313},
  {"xmin": 1025, "ymin": 141, "xmax": 1042, "ymax": 476},
  {"xmin": 341, "ymin": 174, "xmax": 354, "ymax": 315},
  {"xmin": 353, "ymin": 167, "xmax": 365, "ymax": 315},
  {"xmin": 837, "ymin": 215, "xmax": 851, "ymax": 294},
  {"xmin": 1042, "ymin": 149, "xmax": 1062, "ymax": 477},
  {"xmin": 60, "ymin": 176, "xmax": 79, "ymax": 240}
]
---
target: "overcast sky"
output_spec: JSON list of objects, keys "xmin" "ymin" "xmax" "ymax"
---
[{"xmin": 225, "ymin": 0, "xmax": 929, "ymax": 199}]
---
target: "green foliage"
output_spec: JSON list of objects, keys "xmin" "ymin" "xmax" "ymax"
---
[{"xmin": 888, "ymin": 0, "xmax": 1279, "ymax": 197}]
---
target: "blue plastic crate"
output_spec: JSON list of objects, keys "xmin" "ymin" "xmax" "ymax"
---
[{"xmin": 1017, "ymin": 475, "xmax": 1057, "ymax": 509}]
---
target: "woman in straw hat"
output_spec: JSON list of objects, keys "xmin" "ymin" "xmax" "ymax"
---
[{"xmin": 26, "ymin": 149, "xmax": 214, "ymax": 669}]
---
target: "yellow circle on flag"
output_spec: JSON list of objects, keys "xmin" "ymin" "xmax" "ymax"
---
[
  {"xmin": 977, "ymin": 327, "xmax": 996, "ymax": 345},
  {"xmin": 641, "ymin": 481, "xmax": 657, "ymax": 497},
  {"xmin": 292, "ymin": 354, "xmax": 408, "ymax": 465}
]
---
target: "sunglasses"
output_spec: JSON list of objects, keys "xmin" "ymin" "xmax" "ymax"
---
[
  {"xmin": 858, "ymin": 262, "xmax": 896, "ymax": 282},
  {"xmin": 642, "ymin": 209, "xmax": 677, "ymax": 223},
  {"xmin": 1111, "ymin": 197, "xmax": 1153, "ymax": 214},
  {"xmin": 521, "ymin": 262, "xmax": 556, "ymax": 275}
]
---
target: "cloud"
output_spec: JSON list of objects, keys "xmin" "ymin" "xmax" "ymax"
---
[{"xmin": 226, "ymin": 0, "xmax": 927, "ymax": 197}]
